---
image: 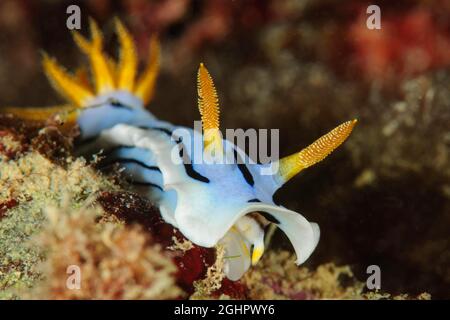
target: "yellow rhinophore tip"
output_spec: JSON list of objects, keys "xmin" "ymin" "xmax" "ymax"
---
[
  {"xmin": 277, "ymin": 119, "xmax": 357, "ymax": 184},
  {"xmin": 42, "ymin": 54, "xmax": 94, "ymax": 107},
  {"xmin": 72, "ymin": 18, "xmax": 114, "ymax": 94},
  {"xmin": 197, "ymin": 63, "xmax": 223, "ymax": 155},
  {"xmin": 44, "ymin": 19, "xmax": 159, "ymax": 107},
  {"xmin": 251, "ymin": 246, "xmax": 264, "ymax": 266},
  {"xmin": 134, "ymin": 35, "xmax": 160, "ymax": 105},
  {"xmin": 115, "ymin": 18, "xmax": 137, "ymax": 91}
]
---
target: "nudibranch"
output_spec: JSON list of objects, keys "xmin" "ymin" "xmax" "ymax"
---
[
  {"xmin": 78, "ymin": 64, "xmax": 356, "ymax": 280},
  {"xmin": 4, "ymin": 18, "xmax": 166, "ymax": 139},
  {"xmin": 2, "ymin": 20, "xmax": 357, "ymax": 280}
]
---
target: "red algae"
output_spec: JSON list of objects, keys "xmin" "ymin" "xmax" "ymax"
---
[
  {"xmin": 212, "ymin": 278, "xmax": 248, "ymax": 299},
  {"xmin": 174, "ymin": 244, "xmax": 216, "ymax": 293},
  {"xmin": 349, "ymin": 7, "xmax": 450, "ymax": 81},
  {"xmin": 0, "ymin": 198, "xmax": 18, "ymax": 219}
]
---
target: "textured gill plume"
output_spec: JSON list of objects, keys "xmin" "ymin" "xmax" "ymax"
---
[
  {"xmin": 42, "ymin": 55, "xmax": 94, "ymax": 107},
  {"xmin": 115, "ymin": 18, "xmax": 137, "ymax": 91},
  {"xmin": 276, "ymin": 119, "xmax": 358, "ymax": 184},
  {"xmin": 134, "ymin": 35, "xmax": 160, "ymax": 105},
  {"xmin": 73, "ymin": 18, "xmax": 115, "ymax": 94},
  {"xmin": 197, "ymin": 63, "xmax": 223, "ymax": 155}
]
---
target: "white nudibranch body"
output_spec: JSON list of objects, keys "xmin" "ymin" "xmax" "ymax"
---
[
  {"xmin": 88, "ymin": 123, "xmax": 321, "ymax": 280},
  {"xmin": 3, "ymin": 20, "xmax": 356, "ymax": 281}
]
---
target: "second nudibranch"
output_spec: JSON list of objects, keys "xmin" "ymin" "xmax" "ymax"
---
[
  {"xmin": 2, "ymin": 20, "xmax": 357, "ymax": 280},
  {"xmin": 4, "ymin": 18, "xmax": 169, "ymax": 139}
]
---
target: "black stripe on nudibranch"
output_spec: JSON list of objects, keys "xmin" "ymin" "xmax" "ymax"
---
[
  {"xmin": 77, "ymin": 134, "xmax": 99, "ymax": 146},
  {"xmin": 184, "ymin": 163, "xmax": 210, "ymax": 183},
  {"xmin": 100, "ymin": 145, "xmax": 134, "ymax": 157},
  {"xmin": 178, "ymin": 147, "xmax": 210, "ymax": 183},
  {"xmin": 233, "ymin": 149, "xmax": 254, "ymax": 187},
  {"xmin": 98, "ymin": 146, "xmax": 161, "ymax": 172},
  {"xmin": 127, "ymin": 180, "xmax": 164, "ymax": 191},
  {"xmin": 239, "ymin": 164, "xmax": 254, "ymax": 186},
  {"xmin": 247, "ymin": 199, "xmax": 261, "ymax": 203},
  {"xmin": 108, "ymin": 99, "xmax": 134, "ymax": 110},
  {"xmin": 259, "ymin": 212, "xmax": 280, "ymax": 225},
  {"xmin": 138, "ymin": 126, "xmax": 172, "ymax": 136}
]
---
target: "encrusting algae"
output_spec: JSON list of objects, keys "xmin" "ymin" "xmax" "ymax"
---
[
  {"xmin": 26, "ymin": 204, "xmax": 182, "ymax": 300},
  {"xmin": 0, "ymin": 115, "xmax": 118, "ymax": 298},
  {"xmin": 243, "ymin": 251, "xmax": 431, "ymax": 300},
  {"xmin": 191, "ymin": 245, "xmax": 227, "ymax": 299}
]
